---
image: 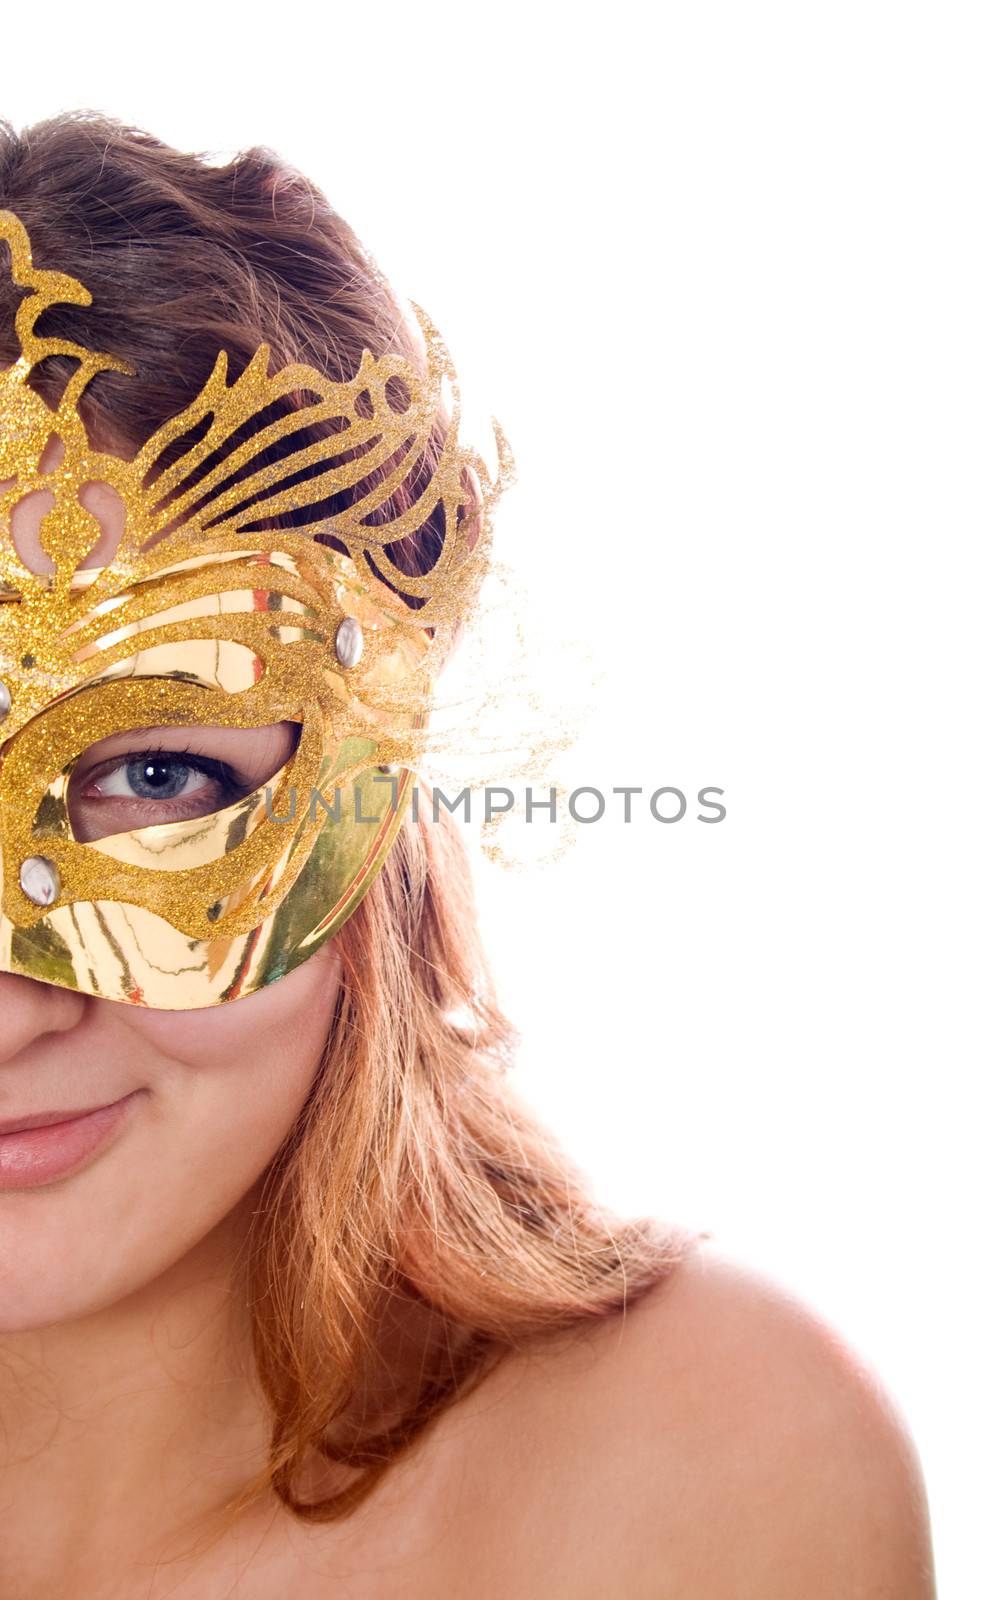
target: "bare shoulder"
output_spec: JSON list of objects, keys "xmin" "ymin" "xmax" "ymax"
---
[{"xmin": 435, "ymin": 1238, "xmax": 936, "ymax": 1599}]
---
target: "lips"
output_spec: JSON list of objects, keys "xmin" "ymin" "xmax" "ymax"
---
[
  {"xmin": 0, "ymin": 1090, "xmax": 143, "ymax": 1189},
  {"xmin": 0, "ymin": 1103, "xmax": 124, "ymax": 1135}
]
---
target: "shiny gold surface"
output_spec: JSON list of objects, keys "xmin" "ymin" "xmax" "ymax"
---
[{"xmin": 0, "ymin": 207, "xmax": 508, "ymax": 1007}]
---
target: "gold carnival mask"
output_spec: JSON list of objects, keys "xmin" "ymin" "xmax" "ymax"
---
[{"xmin": 0, "ymin": 208, "xmax": 509, "ymax": 1008}]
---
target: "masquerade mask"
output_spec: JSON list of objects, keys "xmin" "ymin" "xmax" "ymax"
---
[{"xmin": 0, "ymin": 208, "xmax": 507, "ymax": 1008}]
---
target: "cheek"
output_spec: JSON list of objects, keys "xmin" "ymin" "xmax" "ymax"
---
[
  {"xmin": 128, "ymin": 941, "xmax": 344, "ymax": 1168},
  {"xmin": 0, "ymin": 944, "xmax": 343, "ymax": 1333},
  {"xmin": 132, "ymin": 942, "xmax": 343, "ymax": 1070}
]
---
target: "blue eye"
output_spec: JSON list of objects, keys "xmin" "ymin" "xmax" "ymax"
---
[
  {"xmin": 85, "ymin": 750, "xmax": 246, "ymax": 808},
  {"xmin": 67, "ymin": 727, "xmax": 298, "ymax": 846},
  {"xmin": 122, "ymin": 756, "xmax": 199, "ymax": 800},
  {"xmin": 95, "ymin": 754, "xmax": 212, "ymax": 803}
]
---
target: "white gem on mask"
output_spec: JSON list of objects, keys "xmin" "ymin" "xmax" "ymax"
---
[
  {"xmin": 334, "ymin": 615, "xmax": 364, "ymax": 668},
  {"xmin": 19, "ymin": 854, "xmax": 61, "ymax": 907}
]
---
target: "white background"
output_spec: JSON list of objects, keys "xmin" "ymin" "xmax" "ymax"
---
[{"xmin": 3, "ymin": 4, "xmax": 979, "ymax": 1591}]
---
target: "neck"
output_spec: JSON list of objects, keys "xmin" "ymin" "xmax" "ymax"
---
[{"xmin": 0, "ymin": 1190, "xmax": 278, "ymax": 1593}]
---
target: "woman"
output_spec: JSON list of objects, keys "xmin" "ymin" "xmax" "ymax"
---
[{"xmin": 0, "ymin": 111, "xmax": 934, "ymax": 1598}]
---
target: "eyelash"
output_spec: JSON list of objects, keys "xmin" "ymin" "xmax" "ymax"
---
[{"xmin": 84, "ymin": 747, "xmax": 250, "ymax": 803}]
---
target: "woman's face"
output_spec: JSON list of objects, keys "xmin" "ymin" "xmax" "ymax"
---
[{"xmin": 0, "ymin": 457, "xmax": 344, "ymax": 1336}]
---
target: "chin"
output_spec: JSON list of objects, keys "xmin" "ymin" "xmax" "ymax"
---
[
  {"xmin": 0, "ymin": 1196, "xmax": 150, "ymax": 1334},
  {"xmin": 0, "ymin": 1279, "xmax": 100, "ymax": 1335}
]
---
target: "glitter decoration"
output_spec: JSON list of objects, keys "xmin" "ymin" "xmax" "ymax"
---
[{"xmin": 0, "ymin": 207, "xmax": 514, "ymax": 1008}]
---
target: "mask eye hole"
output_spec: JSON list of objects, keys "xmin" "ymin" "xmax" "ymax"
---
[{"xmin": 65, "ymin": 720, "xmax": 300, "ymax": 843}]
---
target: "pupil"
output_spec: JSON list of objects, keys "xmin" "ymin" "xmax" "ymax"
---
[{"xmin": 126, "ymin": 756, "xmax": 189, "ymax": 800}]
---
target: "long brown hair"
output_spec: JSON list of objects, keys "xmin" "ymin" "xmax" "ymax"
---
[{"xmin": 0, "ymin": 109, "xmax": 690, "ymax": 1522}]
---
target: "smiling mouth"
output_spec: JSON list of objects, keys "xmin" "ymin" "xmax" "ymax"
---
[{"xmin": 0, "ymin": 1089, "xmax": 144, "ymax": 1190}]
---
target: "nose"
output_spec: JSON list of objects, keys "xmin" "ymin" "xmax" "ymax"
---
[{"xmin": 0, "ymin": 971, "xmax": 86, "ymax": 1062}]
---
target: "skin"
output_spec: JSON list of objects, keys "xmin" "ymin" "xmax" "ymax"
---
[{"xmin": 0, "ymin": 465, "xmax": 936, "ymax": 1597}]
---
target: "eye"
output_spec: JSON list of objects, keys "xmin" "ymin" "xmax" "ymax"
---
[
  {"xmin": 91, "ymin": 752, "xmax": 228, "ymax": 804},
  {"xmin": 65, "ymin": 722, "xmax": 300, "ymax": 844},
  {"xmin": 69, "ymin": 746, "xmax": 252, "ymax": 842}
]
